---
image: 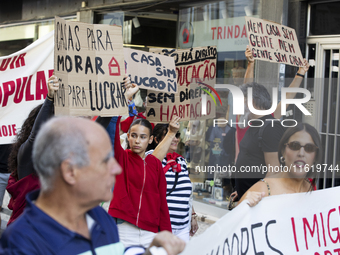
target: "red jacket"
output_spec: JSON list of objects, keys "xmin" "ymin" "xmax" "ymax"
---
[
  {"xmin": 108, "ymin": 117, "xmax": 171, "ymax": 233},
  {"xmin": 6, "ymin": 173, "xmax": 40, "ymax": 225}
]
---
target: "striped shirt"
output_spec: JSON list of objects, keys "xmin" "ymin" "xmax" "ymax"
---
[{"xmin": 146, "ymin": 150, "xmax": 192, "ymax": 230}]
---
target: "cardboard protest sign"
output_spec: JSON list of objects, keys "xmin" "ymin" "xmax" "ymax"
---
[
  {"xmin": 181, "ymin": 186, "xmax": 340, "ymax": 255},
  {"xmin": 0, "ymin": 31, "xmax": 54, "ymax": 144},
  {"xmin": 245, "ymin": 16, "xmax": 304, "ymax": 67},
  {"xmin": 147, "ymin": 46, "xmax": 217, "ymax": 122},
  {"xmin": 54, "ymin": 16, "xmax": 128, "ymax": 116},
  {"xmin": 124, "ymin": 48, "xmax": 177, "ymax": 93}
]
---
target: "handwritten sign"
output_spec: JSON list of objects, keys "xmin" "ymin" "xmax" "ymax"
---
[
  {"xmin": 54, "ymin": 16, "xmax": 128, "ymax": 116},
  {"xmin": 245, "ymin": 16, "xmax": 304, "ymax": 67},
  {"xmin": 124, "ymin": 48, "xmax": 177, "ymax": 93},
  {"xmin": 181, "ymin": 186, "xmax": 340, "ymax": 255},
  {"xmin": 147, "ymin": 46, "xmax": 217, "ymax": 122}
]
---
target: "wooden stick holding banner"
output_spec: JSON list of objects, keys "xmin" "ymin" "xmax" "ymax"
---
[
  {"xmin": 147, "ymin": 46, "xmax": 218, "ymax": 122},
  {"xmin": 124, "ymin": 48, "xmax": 177, "ymax": 93},
  {"xmin": 54, "ymin": 16, "xmax": 128, "ymax": 116},
  {"xmin": 245, "ymin": 16, "xmax": 304, "ymax": 67}
]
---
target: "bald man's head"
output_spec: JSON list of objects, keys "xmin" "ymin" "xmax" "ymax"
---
[{"xmin": 32, "ymin": 117, "xmax": 111, "ymax": 192}]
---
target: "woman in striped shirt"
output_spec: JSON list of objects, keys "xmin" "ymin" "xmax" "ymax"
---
[{"xmin": 146, "ymin": 116, "xmax": 198, "ymax": 242}]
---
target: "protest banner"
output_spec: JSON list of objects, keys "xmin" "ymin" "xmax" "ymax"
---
[
  {"xmin": 181, "ymin": 186, "xmax": 340, "ymax": 255},
  {"xmin": 124, "ymin": 48, "xmax": 177, "ymax": 93},
  {"xmin": 54, "ymin": 16, "xmax": 128, "ymax": 116},
  {"xmin": 147, "ymin": 46, "xmax": 217, "ymax": 122},
  {"xmin": 245, "ymin": 16, "xmax": 304, "ymax": 67},
  {"xmin": 0, "ymin": 31, "xmax": 53, "ymax": 144}
]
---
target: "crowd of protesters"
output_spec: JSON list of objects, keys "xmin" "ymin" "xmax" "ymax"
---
[{"xmin": 0, "ymin": 44, "xmax": 323, "ymax": 255}]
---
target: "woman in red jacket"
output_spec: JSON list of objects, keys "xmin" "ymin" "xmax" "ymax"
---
[{"xmin": 108, "ymin": 116, "xmax": 171, "ymax": 248}]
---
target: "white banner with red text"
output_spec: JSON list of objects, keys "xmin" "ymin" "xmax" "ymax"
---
[
  {"xmin": 181, "ymin": 186, "xmax": 340, "ymax": 255},
  {"xmin": 0, "ymin": 31, "xmax": 54, "ymax": 144}
]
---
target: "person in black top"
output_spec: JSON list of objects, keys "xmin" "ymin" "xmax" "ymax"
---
[{"xmin": 235, "ymin": 82, "xmax": 285, "ymax": 200}]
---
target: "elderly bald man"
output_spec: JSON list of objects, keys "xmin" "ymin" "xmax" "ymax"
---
[{"xmin": 0, "ymin": 117, "xmax": 185, "ymax": 255}]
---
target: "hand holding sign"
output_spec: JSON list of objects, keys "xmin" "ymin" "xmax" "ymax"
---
[
  {"xmin": 47, "ymin": 75, "xmax": 59, "ymax": 98},
  {"xmin": 243, "ymin": 191, "xmax": 266, "ymax": 207},
  {"xmin": 297, "ymin": 58, "xmax": 310, "ymax": 76},
  {"xmin": 245, "ymin": 45, "xmax": 254, "ymax": 63},
  {"xmin": 123, "ymin": 75, "xmax": 139, "ymax": 101}
]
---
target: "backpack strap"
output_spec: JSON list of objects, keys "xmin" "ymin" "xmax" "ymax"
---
[{"xmin": 166, "ymin": 173, "xmax": 179, "ymax": 197}]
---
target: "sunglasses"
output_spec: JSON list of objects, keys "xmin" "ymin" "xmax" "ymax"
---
[{"xmin": 285, "ymin": 141, "xmax": 318, "ymax": 153}]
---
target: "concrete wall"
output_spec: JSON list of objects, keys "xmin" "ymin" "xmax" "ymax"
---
[{"xmin": 0, "ymin": 0, "xmax": 179, "ymax": 23}]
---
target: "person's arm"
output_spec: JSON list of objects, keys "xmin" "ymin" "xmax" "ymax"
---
[
  {"xmin": 17, "ymin": 75, "xmax": 58, "ymax": 180},
  {"xmin": 273, "ymin": 59, "xmax": 310, "ymax": 119},
  {"xmin": 152, "ymin": 116, "xmax": 181, "ymax": 162},
  {"xmin": 158, "ymin": 160, "xmax": 172, "ymax": 232},
  {"xmin": 95, "ymin": 117, "xmax": 112, "ymax": 129},
  {"xmin": 113, "ymin": 116, "xmax": 125, "ymax": 157},
  {"xmin": 243, "ymin": 45, "xmax": 254, "ymax": 84},
  {"xmin": 189, "ymin": 206, "xmax": 198, "ymax": 236}
]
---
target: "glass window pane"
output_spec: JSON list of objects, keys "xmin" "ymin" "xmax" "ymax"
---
[
  {"xmin": 326, "ymin": 135, "xmax": 334, "ymax": 188},
  {"xmin": 307, "ymin": 44, "xmax": 316, "ymax": 98},
  {"xmin": 310, "ymin": 2, "xmax": 340, "ymax": 36},
  {"xmin": 0, "ymin": 24, "xmax": 36, "ymax": 42},
  {"xmin": 322, "ymin": 50, "xmax": 330, "ymax": 133},
  {"xmin": 329, "ymin": 51, "xmax": 338, "ymax": 134},
  {"xmin": 334, "ymin": 136, "xmax": 340, "ymax": 187},
  {"xmin": 327, "ymin": 135, "xmax": 334, "ymax": 165},
  {"xmin": 319, "ymin": 134, "xmax": 327, "ymax": 189}
]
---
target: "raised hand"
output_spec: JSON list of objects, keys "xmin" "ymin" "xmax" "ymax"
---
[
  {"xmin": 168, "ymin": 115, "xmax": 181, "ymax": 134},
  {"xmin": 297, "ymin": 58, "xmax": 310, "ymax": 75},
  {"xmin": 123, "ymin": 75, "xmax": 139, "ymax": 101},
  {"xmin": 47, "ymin": 75, "xmax": 59, "ymax": 98},
  {"xmin": 245, "ymin": 45, "xmax": 254, "ymax": 63}
]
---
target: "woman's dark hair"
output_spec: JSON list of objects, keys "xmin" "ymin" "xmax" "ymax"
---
[
  {"xmin": 278, "ymin": 123, "xmax": 322, "ymax": 189},
  {"xmin": 147, "ymin": 124, "xmax": 168, "ymax": 151},
  {"xmin": 8, "ymin": 103, "xmax": 43, "ymax": 180},
  {"xmin": 126, "ymin": 118, "xmax": 153, "ymax": 149}
]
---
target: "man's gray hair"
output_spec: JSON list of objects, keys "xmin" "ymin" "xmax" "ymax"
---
[
  {"xmin": 32, "ymin": 117, "xmax": 89, "ymax": 192},
  {"xmin": 240, "ymin": 82, "xmax": 272, "ymax": 110}
]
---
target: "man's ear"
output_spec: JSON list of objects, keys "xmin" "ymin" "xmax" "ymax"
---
[
  {"xmin": 60, "ymin": 159, "xmax": 77, "ymax": 185},
  {"xmin": 149, "ymin": 135, "xmax": 154, "ymax": 144}
]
